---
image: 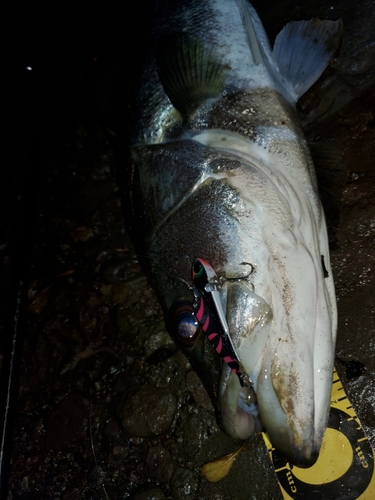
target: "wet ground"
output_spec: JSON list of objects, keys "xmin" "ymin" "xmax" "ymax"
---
[{"xmin": 1, "ymin": 1, "xmax": 375, "ymax": 499}]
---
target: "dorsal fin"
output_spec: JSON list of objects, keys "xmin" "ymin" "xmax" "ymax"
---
[
  {"xmin": 156, "ymin": 34, "xmax": 226, "ymax": 117},
  {"xmin": 273, "ymin": 18, "xmax": 343, "ymax": 101}
]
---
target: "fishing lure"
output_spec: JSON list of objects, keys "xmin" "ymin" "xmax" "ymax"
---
[{"xmin": 191, "ymin": 258, "xmax": 250, "ymax": 387}]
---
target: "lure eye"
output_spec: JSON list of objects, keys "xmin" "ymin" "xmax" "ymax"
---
[
  {"xmin": 193, "ymin": 260, "xmax": 204, "ymax": 278},
  {"xmin": 176, "ymin": 311, "xmax": 198, "ymax": 339},
  {"xmin": 170, "ymin": 300, "xmax": 202, "ymax": 349}
]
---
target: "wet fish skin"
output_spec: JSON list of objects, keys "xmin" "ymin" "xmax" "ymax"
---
[{"xmin": 127, "ymin": 0, "xmax": 340, "ymax": 466}]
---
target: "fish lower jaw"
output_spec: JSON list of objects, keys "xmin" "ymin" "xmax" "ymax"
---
[
  {"xmin": 219, "ymin": 370, "xmax": 263, "ymax": 441},
  {"xmin": 220, "ymin": 400, "xmax": 263, "ymax": 442}
]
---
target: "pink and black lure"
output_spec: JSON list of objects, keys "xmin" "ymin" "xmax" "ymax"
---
[{"xmin": 191, "ymin": 258, "xmax": 246, "ymax": 387}]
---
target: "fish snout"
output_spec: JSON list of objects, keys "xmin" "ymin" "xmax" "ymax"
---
[{"xmin": 257, "ymin": 355, "xmax": 332, "ymax": 467}]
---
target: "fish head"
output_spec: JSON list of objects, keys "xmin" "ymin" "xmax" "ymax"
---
[
  {"xmin": 219, "ymin": 229, "xmax": 337, "ymax": 467},
  {"xmin": 166, "ymin": 220, "xmax": 335, "ymax": 467},
  {"xmin": 130, "ymin": 141, "xmax": 336, "ymax": 467}
]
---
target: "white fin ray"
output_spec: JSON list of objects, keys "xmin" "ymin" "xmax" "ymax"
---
[{"xmin": 246, "ymin": 4, "xmax": 277, "ymax": 73}]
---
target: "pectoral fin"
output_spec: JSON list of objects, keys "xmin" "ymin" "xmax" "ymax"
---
[{"xmin": 156, "ymin": 34, "xmax": 227, "ymax": 117}]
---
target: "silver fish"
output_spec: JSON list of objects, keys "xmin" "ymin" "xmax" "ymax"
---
[{"xmin": 127, "ymin": 0, "xmax": 341, "ymax": 467}]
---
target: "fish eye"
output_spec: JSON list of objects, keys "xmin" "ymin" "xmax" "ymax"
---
[{"xmin": 170, "ymin": 300, "xmax": 202, "ymax": 348}]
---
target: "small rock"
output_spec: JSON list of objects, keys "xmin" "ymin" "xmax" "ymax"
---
[
  {"xmin": 186, "ymin": 370, "xmax": 213, "ymax": 411},
  {"xmin": 70, "ymin": 225, "xmax": 94, "ymax": 242},
  {"xmin": 146, "ymin": 345, "xmax": 177, "ymax": 366},
  {"xmin": 111, "ymin": 281, "xmax": 143, "ymax": 306},
  {"xmin": 143, "ymin": 327, "xmax": 174, "ymax": 358},
  {"xmin": 117, "ymin": 385, "xmax": 177, "ymax": 437},
  {"xmin": 170, "ymin": 467, "xmax": 198, "ymax": 500},
  {"xmin": 27, "ymin": 285, "xmax": 52, "ymax": 315},
  {"xmin": 183, "ymin": 412, "xmax": 206, "ymax": 458},
  {"xmin": 146, "ymin": 445, "xmax": 173, "ymax": 483},
  {"xmin": 87, "ymin": 464, "xmax": 106, "ymax": 488},
  {"xmin": 105, "ymin": 417, "xmax": 122, "ymax": 442},
  {"xmin": 21, "ymin": 476, "xmax": 29, "ymax": 490},
  {"xmin": 108, "ymin": 444, "xmax": 130, "ymax": 465},
  {"xmin": 100, "ymin": 284, "xmax": 113, "ymax": 296},
  {"xmin": 101, "ymin": 257, "xmax": 131, "ymax": 284},
  {"xmin": 129, "ymin": 485, "xmax": 166, "ymax": 500},
  {"xmin": 116, "ymin": 479, "xmax": 137, "ymax": 499},
  {"xmin": 44, "ymin": 392, "xmax": 86, "ymax": 448}
]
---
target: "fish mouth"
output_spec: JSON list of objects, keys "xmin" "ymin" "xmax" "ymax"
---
[
  {"xmin": 219, "ymin": 365, "xmax": 262, "ymax": 441},
  {"xmin": 219, "ymin": 363, "xmax": 325, "ymax": 467},
  {"xmin": 218, "ymin": 281, "xmax": 269, "ymax": 441},
  {"xmin": 218, "ymin": 280, "xmax": 333, "ymax": 467}
]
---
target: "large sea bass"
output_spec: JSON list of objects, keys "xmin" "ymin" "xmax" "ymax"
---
[{"xmin": 127, "ymin": 0, "xmax": 340, "ymax": 466}]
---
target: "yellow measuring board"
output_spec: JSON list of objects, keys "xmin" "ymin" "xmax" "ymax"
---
[{"xmin": 263, "ymin": 369, "xmax": 375, "ymax": 499}]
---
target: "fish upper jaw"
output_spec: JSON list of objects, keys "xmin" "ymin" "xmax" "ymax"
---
[
  {"xmin": 254, "ymin": 249, "xmax": 336, "ymax": 466},
  {"xmin": 257, "ymin": 346, "xmax": 333, "ymax": 467}
]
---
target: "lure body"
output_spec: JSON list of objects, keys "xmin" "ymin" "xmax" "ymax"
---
[{"xmin": 191, "ymin": 258, "xmax": 247, "ymax": 387}]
